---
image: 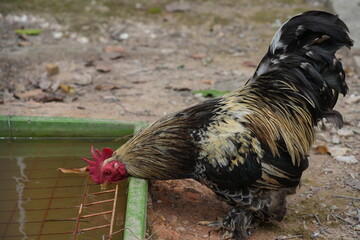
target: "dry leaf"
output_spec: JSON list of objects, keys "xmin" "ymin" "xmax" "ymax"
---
[
  {"xmin": 58, "ymin": 167, "xmax": 88, "ymax": 174},
  {"xmin": 314, "ymin": 145, "xmax": 329, "ymax": 154},
  {"xmin": 104, "ymin": 45, "xmax": 126, "ymax": 54},
  {"xmin": 15, "ymin": 89, "xmax": 43, "ymax": 100},
  {"xmin": 191, "ymin": 54, "xmax": 206, "ymax": 60},
  {"xmin": 242, "ymin": 61, "xmax": 257, "ymax": 68},
  {"xmin": 59, "ymin": 84, "xmax": 76, "ymax": 94}
]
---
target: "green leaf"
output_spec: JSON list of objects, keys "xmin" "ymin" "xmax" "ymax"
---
[
  {"xmin": 177, "ymin": 64, "xmax": 185, "ymax": 69},
  {"xmin": 15, "ymin": 29, "xmax": 43, "ymax": 35},
  {"xmin": 148, "ymin": 7, "xmax": 162, "ymax": 13},
  {"xmin": 192, "ymin": 89, "xmax": 230, "ymax": 98}
]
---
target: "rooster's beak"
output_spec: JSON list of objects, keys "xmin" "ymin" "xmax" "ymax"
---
[{"xmin": 101, "ymin": 181, "xmax": 110, "ymax": 190}]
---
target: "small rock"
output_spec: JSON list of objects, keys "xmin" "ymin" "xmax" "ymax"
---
[
  {"xmin": 119, "ymin": 33, "xmax": 129, "ymax": 40},
  {"xmin": 14, "ymin": 83, "xmax": 26, "ymax": 93},
  {"xmin": 354, "ymin": 224, "xmax": 360, "ymax": 231},
  {"xmin": 328, "ymin": 146, "xmax": 350, "ymax": 156},
  {"xmin": 52, "ymin": 32, "xmax": 63, "ymax": 39},
  {"xmin": 194, "ymin": 93, "xmax": 205, "ymax": 101},
  {"xmin": 102, "ymin": 95, "xmax": 118, "ymax": 102},
  {"xmin": 135, "ymin": 3, "xmax": 143, "ymax": 9},
  {"xmin": 316, "ymin": 133, "xmax": 328, "ymax": 142},
  {"xmin": 73, "ymin": 74, "xmax": 92, "ymax": 86},
  {"xmin": 96, "ymin": 62, "xmax": 111, "ymax": 73},
  {"xmin": 53, "ymin": 72, "xmax": 73, "ymax": 84},
  {"xmin": 176, "ymin": 226, "xmax": 186, "ymax": 232},
  {"xmin": 329, "ymin": 205, "xmax": 338, "ymax": 211},
  {"xmin": 332, "ymin": 135, "xmax": 341, "ymax": 144},
  {"xmin": 321, "ymin": 168, "xmax": 334, "ymax": 174},
  {"xmin": 16, "ymin": 89, "xmax": 43, "ymax": 100},
  {"xmin": 165, "ymin": 1, "xmax": 191, "ymax": 12},
  {"xmin": 334, "ymin": 155, "xmax": 358, "ymax": 164},
  {"xmin": 337, "ymin": 128, "xmax": 354, "ymax": 137},
  {"xmin": 51, "ymin": 80, "xmax": 61, "ymax": 91},
  {"xmin": 39, "ymin": 78, "xmax": 52, "ymax": 90},
  {"xmin": 1, "ymin": 90, "xmax": 15, "ymax": 103},
  {"xmin": 45, "ymin": 63, "xmax": 59, "ymax": 77},
  {"xmin": 345, "ymin": 94, "xmax": 360, "ymax": 104},
  {"xmin": 345, "ymin": 178, "xmax": 360, "ymax": 191},
  {"xmin": 310, "ymin": 231, "xmax": 320, "ymax": 238},
  {"xmin": 18, "ymin": 41, "xmax": 31, "ymax": 47},
  {"xmin": 77, "ymin": 36, "xmax": 89, "ymax": 44},
  {"xmin": 101, "ymin": 52, "xmax": 124, "ymax": 61}
]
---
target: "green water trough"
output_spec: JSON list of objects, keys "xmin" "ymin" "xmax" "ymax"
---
[{"xmin": 0, "ymin": 115, "xmax": 148, "ymax": 240}]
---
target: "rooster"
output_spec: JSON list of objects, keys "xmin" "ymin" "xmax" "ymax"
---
[{"xmin": 67, "ymin": 11, "xmax": 353, "ymax": 239}]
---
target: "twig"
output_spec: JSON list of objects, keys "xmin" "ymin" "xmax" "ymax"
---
[
  {"xmin": 333, "ymin": 214, "xmax": 355, "ymax": 225},
  {"xmin": 275, "ymin": 235, "xmax": 303, "ymax": 240},
  {"xmin": 123, "ymin": 68, "xmax": 152, "ymax": 77},
  {"xmin": 314, "ymin": 213, "xmax": 322, "ymax": 225},
  {"xmin": 333, "ymin": 195, "xmax": 360, "ymax": 201}
]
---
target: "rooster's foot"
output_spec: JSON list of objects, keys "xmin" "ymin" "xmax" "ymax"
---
[{"xmin": 222, "ymin": 208, "xmax": 253, "ymax": 240}]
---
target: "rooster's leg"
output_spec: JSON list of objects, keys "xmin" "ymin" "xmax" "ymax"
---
[{"xmin": 199, "ymin": 208, "xmax": 253, "ymax": 240}]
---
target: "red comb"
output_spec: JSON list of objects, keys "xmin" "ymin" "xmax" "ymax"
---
[
  {"xmin": 82, "ymin": 146, "xmax": 114, "ymax": 165},
  {"xmin": 82, "ymin": 146, "xmax": 114, "ymax": 183}
]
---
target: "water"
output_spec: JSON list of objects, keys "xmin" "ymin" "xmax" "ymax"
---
[{"xmin": 0, "ymin": 139, "xmax": 128, "ymax": 240}]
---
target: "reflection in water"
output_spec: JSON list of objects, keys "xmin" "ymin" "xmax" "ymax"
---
[{"xmin": 13, "ymin": 157, "xmax": 29, "ymax": 240}]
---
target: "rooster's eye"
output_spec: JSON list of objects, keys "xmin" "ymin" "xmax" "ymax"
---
[{"xmin": 103, "ymin": 170, "xmax": 112, "ymax": 176}]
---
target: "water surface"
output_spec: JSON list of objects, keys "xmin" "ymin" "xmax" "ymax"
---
[{"xmin": 0, "ymin": 139, "xmax": 127, "ymax": 240}]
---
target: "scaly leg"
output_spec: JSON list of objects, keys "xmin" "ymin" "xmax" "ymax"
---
[{"xmin": 199, "ymin": 208, "xmax": 253, "ymax": 240}]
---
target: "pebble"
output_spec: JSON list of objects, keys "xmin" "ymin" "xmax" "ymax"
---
[
  {"xmin": 337, "ymin": 128, "xmax": 354, "ymax": 137},
  {"xmin": 332, "ymin": 135, "xmax": 341, "ymax": 144},
  {"xmin": 329, "ymin": 205, "xmax": 338, "ymax": 211},
  {"xmin": 310, "ymin": 231, "xmax": 320, "ymax": 238},
  {"xmin": 39, "ymin": 78, "xmax": 52, "ymax": 90},
  {"xmin": 77, "ymin": 36, "xmax": 89, "ymax": 44},
  {"xmin": 176, "ymin": 226, "xmax": 186, "ymax": 232},
  {"xmin": 52, "ymin": 32, "xmax": 63, "ymax": 39},
  {"xmin": 101, "ymin": 95, "xmax": 118, "ymax": 102},
  {"xmin": 334, "ymin": 155, "xmax": 358, "ymax": 164},
  {"xmin": 354, "ymin": 224, "xmax": 360, "ymax": 231},
  {"xmin": 73, "ymin": 74, "xmax": 93, "ymax": 86},
  {"xmin": 14, "ymin": 83, "xmax": 26, "ymax": 93},
  {"xmin": 119, "ymin": 33, "xmax": 129, "ymax": 40},
  {"xmin": 165, "ymin": 1, "xmax": 191, "ymax": 12},
  {"xmin": 16, "ymin": 89, "xmax": 43, "ymax": 100},
  {"xmin": 45, "ymin": 63, "xmax": 59, "ymax": 77},
  {"xmin": 328, "ymin": 146, "xmax": 350, "ymax": 156},
  {"xmin": 345, "ymin": 94, "xmax": 360, "ymax": 104}
]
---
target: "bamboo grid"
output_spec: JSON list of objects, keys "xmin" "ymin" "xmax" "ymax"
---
[{"xmin": 0, "ymin": 156, "xmax": 121, "ymax": 240}]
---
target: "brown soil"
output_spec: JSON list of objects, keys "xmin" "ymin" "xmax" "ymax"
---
[{"xmin": 1, "ymin": 1, "xmax": 359, "ymax": 239}]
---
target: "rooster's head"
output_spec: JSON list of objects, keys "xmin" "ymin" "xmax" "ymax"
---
[{"xmin": 82, "ymin": 146, "xmax": 128, "ymax": 189}]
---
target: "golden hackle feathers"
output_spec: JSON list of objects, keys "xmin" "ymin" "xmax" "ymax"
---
[{"xmin": 222, "ymin": 79, "xmax": 314, "ymax": 167}]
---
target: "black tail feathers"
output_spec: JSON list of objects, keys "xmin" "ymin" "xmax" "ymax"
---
[{"xmin": 252, "ymin": 11, "xmax": 353, "ymax": 127}]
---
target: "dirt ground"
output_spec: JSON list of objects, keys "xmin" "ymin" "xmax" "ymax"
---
[{"xmin": 1, "ymin": 0, "xmax": 359, "ymax": 239}]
